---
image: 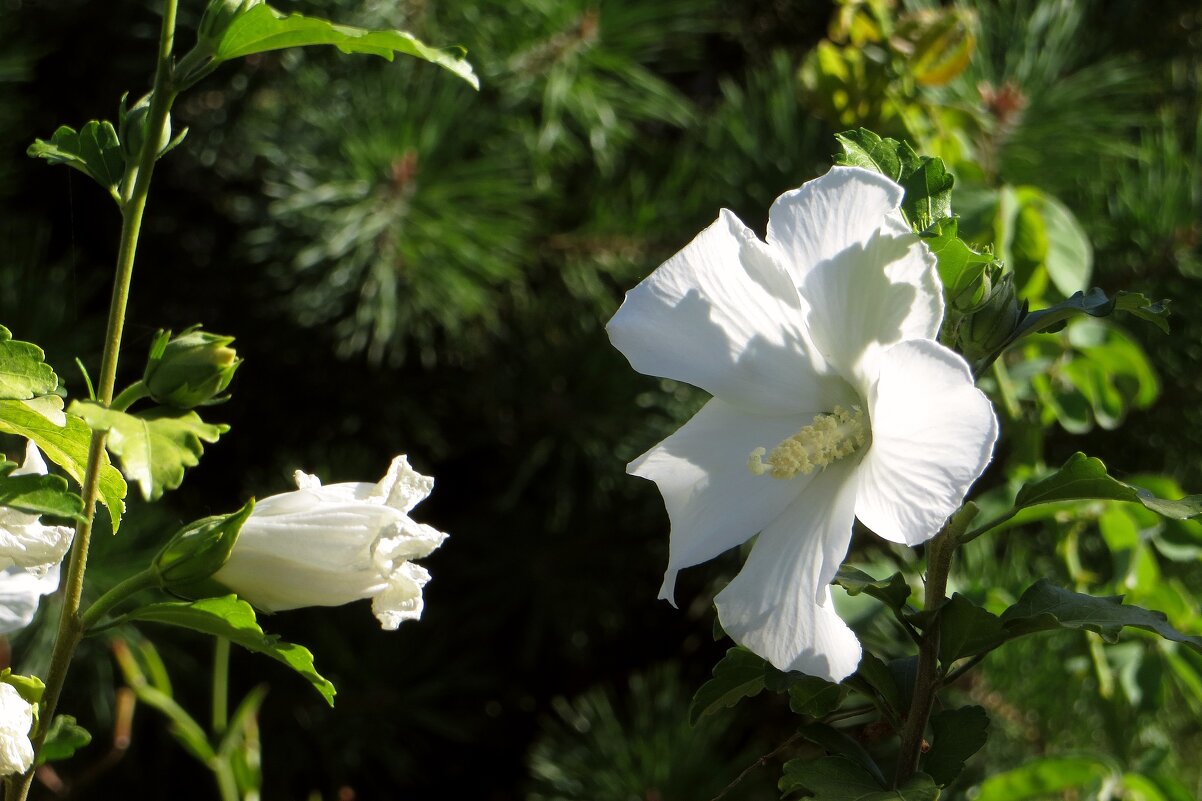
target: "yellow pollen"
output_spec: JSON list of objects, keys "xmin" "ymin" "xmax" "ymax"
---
[{"xmin": 748, "ymin": 405, "xmax": 867, "ymax": 479}]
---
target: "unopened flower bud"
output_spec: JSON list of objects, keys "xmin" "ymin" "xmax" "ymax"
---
[
  {"xmin": 197, "ymin": 0, "xmax": 263, "ymax": 47},
  {"xmin": 143, "ymin": 327, "xmax": 241, "ymax": 409},
  {"xmin": 961, "ymin": 272, "xmax": 1023, "ymax": 362},
  {"xmin": 119, "ymin": 93, "xmax": 172, "ymax": 164},
  {"xmin": 152, "ymin": 501, "xmax": 254, "ymax": 595}
]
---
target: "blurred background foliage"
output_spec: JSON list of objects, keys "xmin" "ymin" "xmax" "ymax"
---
[{"xmin": 1, "ymin": 0, "xmax": 1201, "ymax": 798}]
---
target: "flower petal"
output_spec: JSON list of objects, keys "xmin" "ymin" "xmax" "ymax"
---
[
  {"xmin": 0, "ymin": 564, "xmax": 60, "ymax": 635},
  {"xmin": 856, "ymin": 339, "xmax": 998, "ymax": 546},
  {"xmin": 714, "ymin": 460, "xmax": 862, "ymax": 681},
  {"xmin": 607, "ymin": 209, "xmax": 834, "ymax": 414},
  {"xmin": 631, "ymin": 397, "xmax": 853, "ymax": 605},
  {"xmin": 766, "ymin": 166, "xmax": 905, "ymax": 281},
  {"xmin": 800, "ymin": 218, "xmax": 941, "ymax": 394}
]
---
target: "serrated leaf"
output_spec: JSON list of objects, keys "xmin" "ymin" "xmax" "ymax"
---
[
  {"xmin": 938, "ymin": 594, "xmax": 1006, "ymax": 664},
  {"xmin": 119, "ymin": 595, "xmax": 335, "ymax": 706},
  {"xmin": 1000, "ymin": 579, "xmax": 1202, "ymax": 650},
  {"xmin": 797, "ymin": 723, "xmax": 888, "ymax": 787},
  {"xmin": 0, "ymin": 469, "xmax": 84, "ymax": 520},
  {"xmin": 1014, "ymin": 452, "xmax": 1202, "ymax": 520},
  {"xmin": 923, "ymin": 705, "xmax": 989, "ymax": 786},
  {"xmin": 689, "ymin": 646, "xmax": 771, "ymax": 724},
  {"xmin": 789, "ymin": 676, "xmax": 848, "ymax": 717},
  {"xmin": 834, "ymin": 129, "xmax": 952, "ymax": 230},
  {"xmin": 780, "ymin": 756, "xmax": 938, "ymax": 800},
  {"xmin": 0, "ymin": 325, "xmax": 58, "ymax": 400},
  {"xmin": 70, "ymin": 401, "xmax": 227, "ymax": 501},
  {"xmin": 27, "ymin": 121, "xmax": 125, "ymax": 197},
  {"xmin": 39, "ymin": 715, "xmax": 92, "ymax": 765},
  {"xmin": 0, "ymin": 398, "xmax": 126, "ymax": 529},
  {"xmin": 834, "ymin": 566, "xmax": 911, "ymax": 611},
  {"xmin": 213, "ymin": 5, "xmax": 477, "ymax": 88}
]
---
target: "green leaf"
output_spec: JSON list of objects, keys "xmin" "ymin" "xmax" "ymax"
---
[
  {"xmin": 923, "ymin": 705, "xmax": 989, "ymax": 786},
  {"xmin": 69, "ymin": 401, "xmax": 227, "ymax": 501},
  {"xmin": 27, "ymin": 121, "xmax": 125, "ymax": 198},
  {"xmin": 834, "ymin": 566, "xmax": 911, "ymax": 611},
  {"xmin": 1000, "ymin": 579, "xmax": 1202, "ymax": 650},
  {"xmin": 38, "ymin": 715, "xmax": 92, "ymax": 765},
  {"xmin": 0, "ymin": 326, "xmax": 58, "ymax": 400},
  {"xmin": 834, "ymin": 129, "xmax": 953, "ymax": 230},
  {"xmin": 789, "ymin": 676, "xmax": 849, "ymax": 717},
  {"xmin": 974, "ymin": 756, "xmax": 1114, "ymax": 801},
  {"xmin": 938, "ymin": 594, "xmax": 1006, "ymax": 665},
  {"xmin": 0, "ymin": 397, "xmax": 126, "ymax": 529},
  {"xmin": 1014, "ymin": 288, "xmax": 1169, "ymax": 341},
  {"xmin": 1014, "ymin": 452, "xmax": 1202, "ymax": 520},
  {"xmin": 119, "ymin": 595, "xmax": 336, "ymax": 706},
  {"xmin": 212, "ymin": 5, "xmax": 477, "ymax": 89},
  {"xmin": 780, "ymin": 756, "xmax": 938, "ymax": 800},
  {"xmin": 1020, "ymin": 188, "xmax": 1092, "ymax": 296},
  {"xmin": 0, "ymin": 468, "xmax": 84, "ymax": 521},
  {"xmin": 797, "ymin": 723, "xmax": 888, "ymax": 787},
  {"xmin": 853, "ymin": 652, "xmax": 903, "ymax": 716},
  {"xmin": 689, "ymin": 646, "xmax": 772, "ymax": 725}
]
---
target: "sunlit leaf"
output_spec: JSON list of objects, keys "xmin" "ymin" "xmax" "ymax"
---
[{"xmin": 0, "ymin": 325, "xmax": 58, "ymax": 400}]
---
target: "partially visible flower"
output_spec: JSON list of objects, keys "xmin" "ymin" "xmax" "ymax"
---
[
  {"xmin": 0, "ymin": 682, "xmax": 34, "ymax": 776},
  {"xmin": 607, "ymin": 166, "xmax": 997, "ymax": 681},
  {"xmin": 213, "ymin": 455, "xmax": 447, "ymax": 629},
  {"xmin": 0, "ymin": 442, "xmax": 74, "ymax": 576},
  {"xmin": 0, "ymin": 565, "xmax": 61, "ymax": 635}
]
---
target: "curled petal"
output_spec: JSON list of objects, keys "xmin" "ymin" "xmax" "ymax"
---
[
  {"xmin": 715, "ymin": 460, "xmax": 862, "ymax": 681},
  {"xmin": 608, "ymin": 209, "xmax": 835, "ymax": 414},
  {"xmin": 0, "ymin": 564, "xmax": 60, "ymax": 635},
  {"xmin": 630, "ymin": 398, "xmax": 836, "ymax": 605},
  {"xmin": 856, "ymin": 339, "xmax": 998, "ymax": 545},
  {"xmin": 372, "ymin": 561, "xmax": 432, "ymax": 630}
]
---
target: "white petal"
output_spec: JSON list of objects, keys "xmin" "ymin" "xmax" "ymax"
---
[
  {"xmin": 715, "ymin": 460, "xmax": 862, "ymax": 681},
  {"xmin": 767, "ymin": 166, "xmax": 905, "ymax": 281},
  {"xmin": 632, "ymin": 398, "xmax": 845, "ymax": 604},
  {"xmin": 0, "ymin": 564, "xmax": 60, "ymax": 635},
  {"xmin": 856, "ymin": 340, "xmax": 998, "ymax": 546},
  {"xmin": 607, "ymin": 209, "xmax": 834, "ymax": 414},
  {"xmin": 800, "ymin": 218, "xmax": 942, "ymax": 394},
  {"xmin": 214, "ymin": 548, "xmax": 386, "ymax": 611},
  {"xmin": 0, "ymin": 684, "xmax": 33, "ymax": 776},
  {"xmin": 372, "ymin": 455, "xmax": 434, "ymax": 512},
  {"xmin": 372, "ymin": 561, "xmax": 431, "ymax": 630},
  {"xmin": 13, "ymin": 442, "xmax": 48, "ymax": 478}
]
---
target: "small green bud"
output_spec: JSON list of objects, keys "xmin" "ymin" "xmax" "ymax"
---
[
  {"xmin": 961, "ymin": 272, "xmax": 1024, "ymax": 363},
  {"xmin": 0, "ymin": 669, "xmax": 45, "ymax": 706},
  {"xmin": 152, "ymin": 500, "xmax": 254, "ymax": 594},
  {"xmin": 144, "ymin": 327, "xmax": 241, "ymax": 409},
  {"xmin": 197, "ymin": 0, "xmax": 263, "ymax": 47}
]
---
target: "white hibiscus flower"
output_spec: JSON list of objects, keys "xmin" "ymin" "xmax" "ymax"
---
[{"xmin": 607, "ymin": 166, "xmax": 998, "ymax": 681}]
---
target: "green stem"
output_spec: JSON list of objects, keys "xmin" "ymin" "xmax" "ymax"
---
[
  {"xmin": 9, "ymin": 3, "xmax": 180, "ymax": 800},
  {"xmin": 893, "ymin": 524, "xmax": 957, "ymax": 786},
  {"xmin": 212, "ymin": 638, "xmax": 230, "ymax": 735},
  {"xmin": 79, "ymin": 569, "xmax": 159, "ymax": 630},
  {"xmin": 111, "ymin": 380, "xmax": 151, "ymax": 412},
  {"xmin": 211, "ymin": 759, "xmax": 240, "ymax": 801}
]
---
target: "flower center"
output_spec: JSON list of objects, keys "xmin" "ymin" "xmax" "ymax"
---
[{"xmin": 747, "ymin": 405, "xmax": 867, "ymax": 479}]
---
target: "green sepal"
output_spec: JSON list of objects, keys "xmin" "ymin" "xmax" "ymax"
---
[
  {"xmin": 0, "ymin": 669, "xmax": 45, "ymax": 705},
  {"xmin": 27, "ymin": 121, "xmax": 125, "ymax": 201},
  {"xmin": 143, "ymin": 327, "xmax": 241, "ymax": 409},
  {"xmin": 118, "ymin": 595, "xmax": 336, "ymax": 706},
  {"xmin": 69, "ymin": 400, "xmax": 227, "ymax": 501},
  {"xmin": 922, "ymin": 705, "xmax": 989, "ymax": 786},
  {"xmin": 779, "ymin": 755, "xmax": 938, "ymax": 800},
  {"xmin": 0, "ymin": 397, "xmax": 126, "ymax": 530},
  {"xmin": 39, "ymin": 716, "xmax": 92, "ymax": 765},
  {"xmin": 152, "ymin": 500, "xmax": 254, "ymax": 592},
  {"xmin": 0, "ymin": 325, "xmax": 59, "ymax": 400}
]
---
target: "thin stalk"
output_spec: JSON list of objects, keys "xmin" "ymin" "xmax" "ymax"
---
[
  {"xmin": 111, "ymin": 380, "xmax": 151, "ymax": 412},
  {"xmin": 211, "ymin": 760, "xmax": 240, "ymax": 801},
  {"xmin": 893, "ymin": 526, "xmax": 956, "ymax": 786},
  {"xmin": 79, "ymin": 568, "xmax": 159, "ymax": 630},
  {"xmin": 9, "ymin": 3, "xmax": 180, "ymax": 799},
  {"xmin": 212, "ymin": 638, "xmax": 230, "ymax": 735}
]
